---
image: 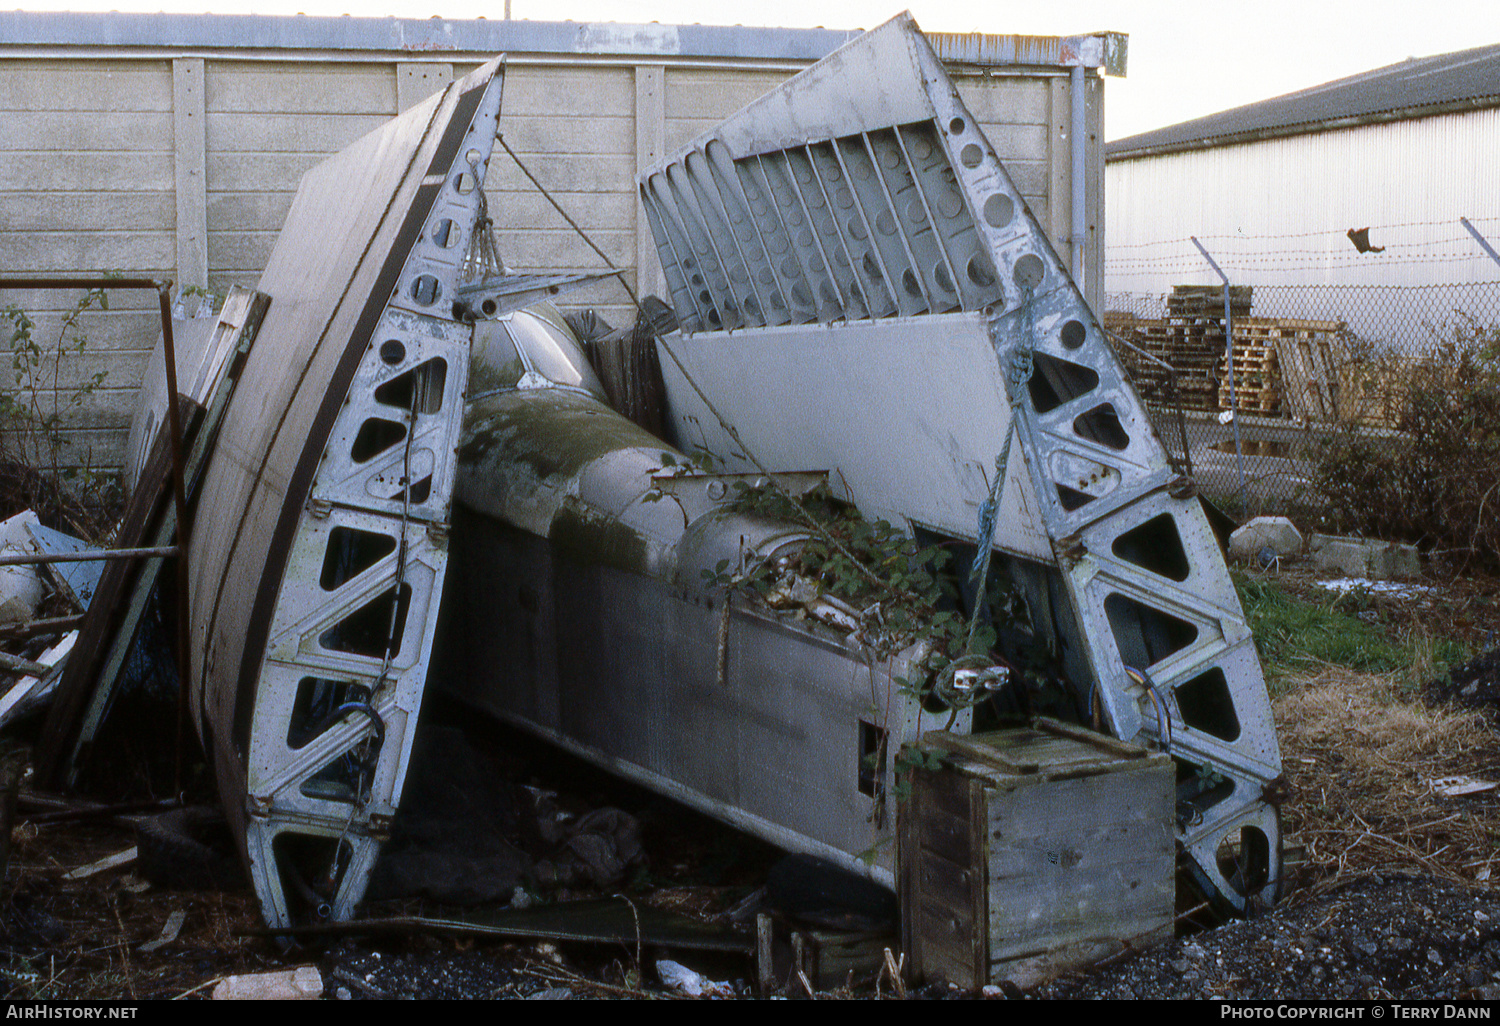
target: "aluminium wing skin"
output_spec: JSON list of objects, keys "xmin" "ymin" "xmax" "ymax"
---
[
  {"xmin": 187, "ymin": 58, "xmax": 503, "ymax": 927},
  {"xmin": 642, "ymin": 12, "xmax": 1283, "ymax": 913}
]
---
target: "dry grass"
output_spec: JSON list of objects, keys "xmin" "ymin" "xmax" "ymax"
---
[
  {"xmin": 1276, "ymin": 665, "xmax": 1500, "ymax": 894},
  {"xmin": 1, "ymin": 818, "xmax": 267, "ymax": 999}
]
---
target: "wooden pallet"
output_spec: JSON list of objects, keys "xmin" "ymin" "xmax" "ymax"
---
[
  {"xmin": 1275, "ymin": 334, "xmax": 1346, "ymax": 422},
  {"xmin": 1220, "ymin": 385, "xmax": 1281, "ymax": 414}
]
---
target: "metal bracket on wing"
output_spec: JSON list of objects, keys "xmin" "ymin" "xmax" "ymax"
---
[{"xmin": 452, "ymin": 270, "xmax": 619, "ymax": 323}]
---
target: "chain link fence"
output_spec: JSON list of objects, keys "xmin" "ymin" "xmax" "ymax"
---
[{"xmin": 1101, "ymin": 282, "xmax": 1500, "ymax": 563}]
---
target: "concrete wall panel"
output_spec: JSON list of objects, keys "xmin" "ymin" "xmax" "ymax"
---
[{"xmin": 0, "ymin": 15, "xmax": 1105, "ymax": 474}]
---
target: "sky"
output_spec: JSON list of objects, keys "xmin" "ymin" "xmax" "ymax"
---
[{"xmin": 13, "ymin": 0, "xmax": 1500, "ymax": 139}]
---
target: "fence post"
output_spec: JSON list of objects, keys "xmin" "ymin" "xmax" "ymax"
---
[
  {"xmin": 1190, "ymin": 237, "xmax": 1250, "ymax": 509},
  {"xmin": 1460, "ymin": 217, "xmax": 1500, "ymax": 272}
]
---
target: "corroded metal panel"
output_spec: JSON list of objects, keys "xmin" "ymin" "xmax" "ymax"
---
[
  {"xmin": 187, "ymin": 57, "xmax": 503, "ymax": 927},
  {"xmin": 639, "ymin": 13, "xmax": 1283, "ymax": 912}
]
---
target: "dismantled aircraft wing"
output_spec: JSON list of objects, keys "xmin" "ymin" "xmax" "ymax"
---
[
  {"xmin": 640, "ymin": 12, "xmax": 1283, "ymax": 913},
  {"xmin": 186, "ymin": 58, "xmax": 504, "ymax": 927}
]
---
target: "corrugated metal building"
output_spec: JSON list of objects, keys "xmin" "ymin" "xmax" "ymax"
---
[
  {"xmin": 1105, "ymin": 44, "xmax": 1500, "ymax": 304},
  {"xmin": 0, "ymin": 11, "xmax": 1124, "ymax": 472}
]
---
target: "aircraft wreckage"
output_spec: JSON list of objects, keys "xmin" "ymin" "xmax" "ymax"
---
[{"xmin": 58, "ymin": 14, "xmax": 1282, "ymax": 943}]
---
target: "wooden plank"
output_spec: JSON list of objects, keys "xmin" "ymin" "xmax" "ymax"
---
[
  {"xmin": 1276, "ymin": 334, "xmax": 1345, "ymax": 422},
  {"xmin": 1033, "ymin": 716, "xmax": 1148, "ymax": 759},
  {"xmin": 925, "ymin": 729, "xmax": 1039, "ymax": 774},
  {"xmin": 985, "ymin": 767, "xmax": 1174, "ymax": 963},
  {"xmin": 62, "ymin": 846, "xmax": 137, "ymax": 880},
  {"xmin": 39, "ymin": 289, "xmax": 269, "ymax": 787},
  {"xmin": 34, "ymin": 397, "xmax": 197, "ymax": 786}
]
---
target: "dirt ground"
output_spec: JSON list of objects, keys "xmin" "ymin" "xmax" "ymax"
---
[{"xmin": 4, "ymin": 561, "xmax": 1500, "ymax": 1000}]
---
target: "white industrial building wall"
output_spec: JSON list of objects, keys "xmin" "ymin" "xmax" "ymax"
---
[{"xmin": 1105, "ymin": 108, "xmax": 1500, "ymax": 296}]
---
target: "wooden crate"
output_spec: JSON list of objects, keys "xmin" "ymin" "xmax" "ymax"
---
[{"xmin": 898, "ymin": 719, "xmax": 1175, "ymax": 990}]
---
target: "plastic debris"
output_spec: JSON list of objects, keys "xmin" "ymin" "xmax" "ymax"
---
[
  {"xmin": 62, "ymin": 846, "xmax": 137, "ymax": 880},
  {"xmin": 1314, "ymin": 578, "xmax": 1436, "ymax": 600},
  {"xmin": 0, "ymin": 511, "xmax": 44, "ymax": 624},
  {"xmin": 137, "ymin": 909, "xmax": 187, "ymax": 953},
  {"xmin": 0, "ymin": 630, "xmax": 77, "ymax": 729},
  {"xmin": 656, "ymin": 959, "xmax": 732, "ymax": 998},
  {"xmin": 1432, "ymin": 776, "xmax": 1499, "ymax": 797},
  {"xmin": 25, "ymin": 521, "xmax": 107, "ymax": 610},
  {"xmin": 212, "ymin": 966, "xmax": 323, "ymax": 1000}
]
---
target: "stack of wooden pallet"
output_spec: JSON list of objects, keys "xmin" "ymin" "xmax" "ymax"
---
[
  {"xmin": 1104, "ymin": 297, "xmax": 1349, "ymax": 422},
  {"xmin": 1219, "ymin": 331, "xmax": 1280, "ymax": 414},
  {"xmin": 1102, "ymin": 285, "xmax": 1252, "ymax": 412}
]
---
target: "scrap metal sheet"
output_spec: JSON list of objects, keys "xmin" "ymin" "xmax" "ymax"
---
[{"xmin": 187, "ymin": 57, "xmax": 503, "ymax": 926}]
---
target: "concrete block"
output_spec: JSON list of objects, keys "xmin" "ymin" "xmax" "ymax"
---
[
  {"xmin": 1308, "ymin": 534, "xmax": 1421, "ymax": 580},
  {"xmin": 212, "ymin": 966, "xmax": 323, "ymax": 1000},
  {"xmin": 1228, "ymin": 516, "xmax": 1303, "ymax": 563}
]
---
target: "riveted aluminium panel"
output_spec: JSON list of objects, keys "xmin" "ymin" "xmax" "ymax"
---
[
  {"xmin": 188, "ymin": 57, "xmax": 501, "ymax": 928},
  {"xmin": 657, "ymin": 314, "xmax": 1053, "ymax": 563},
  {"xmin": 639, "ymin": 13, "xmax": 1283, "ymax": 912}
]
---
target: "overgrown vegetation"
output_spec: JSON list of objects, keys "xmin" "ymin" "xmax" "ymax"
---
[
  {"xmin": 0, "ymin": 287, "xmax": 121, "ymax": 537},
  {"xmin": 1313, "ymin": 316, "xmax": 1500, "ymax": 572},
  {"xmin": 701, "ymin": 480, "xmax": 1052, "ymax": 711},
  {"xmin": 705, "ymin": 481, "xmax": 976, "ymax": 656},
  {"xmin": 1235, "ymin": 571, "xmax": 1469, "ymax": 694}
]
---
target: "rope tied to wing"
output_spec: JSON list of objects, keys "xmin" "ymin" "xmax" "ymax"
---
[{"xmin": 965, "ymin": 283, "xmax": 1037, "ymax": 652}]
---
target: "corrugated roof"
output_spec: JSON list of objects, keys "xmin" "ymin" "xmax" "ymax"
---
[{"xmin": 1108, "ymin": 41, "xmax": 1500, "ymax": 159}]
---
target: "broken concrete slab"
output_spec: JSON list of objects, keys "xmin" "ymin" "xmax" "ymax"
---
[
  {"xmin": 1228, "ymin": 516, "xmax": 1304, "ymax": 563},
  {"xmin": 1309, "ymin": 534, "xmax": 1421, "ymax": 580}
]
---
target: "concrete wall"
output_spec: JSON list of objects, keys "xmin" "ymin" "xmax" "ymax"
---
[{"xmin": 0, "ymin": 13, "xmax": 1111, "ymax": 474}]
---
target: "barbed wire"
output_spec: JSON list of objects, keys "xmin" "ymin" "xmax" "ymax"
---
[{"xmin": 1106, "ymin": 215, "xmax": 1500, "ymax": 249}]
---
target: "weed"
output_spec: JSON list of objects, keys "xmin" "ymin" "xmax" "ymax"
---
[
  {"xmin": 1313, "ymin": 314, "xmax": 1500, "ymax": 572},
  {"xmin": 0, "ymin": 285, "xmax": 123, "ymax": 533},
  {"xmin": 1235, "ymin": 572, "xmax": 1468, "ymax": 695},
  {"xmin": 703, "ymin": 480, "xmax": 1030, "ymax": 686}
]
